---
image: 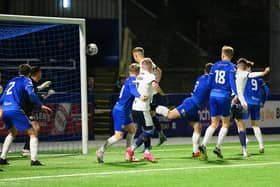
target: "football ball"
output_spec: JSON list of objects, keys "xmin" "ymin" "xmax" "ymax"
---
[{"xmin": 87, "ymin": 43, "xmax": 98, "ymax": 56}]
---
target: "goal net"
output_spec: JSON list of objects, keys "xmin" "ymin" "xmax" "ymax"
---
[{"xmin": 0, "ymin": 14, "xmax": 88, "ymax": 155}]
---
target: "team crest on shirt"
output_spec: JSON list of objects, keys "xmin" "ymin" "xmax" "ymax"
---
[{"xmin": 180, "ymin": 109, "xmax": 186, "ymax": 117}]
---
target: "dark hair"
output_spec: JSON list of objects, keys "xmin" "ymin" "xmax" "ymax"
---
[
  {"xmin": 18, "ymin": 64, "xmax": 32, "ymax": 76},
  {"xmin": 204, "ymin": 63, "xmax": 213, "ymax": 74},
  {"xmin": 236, "ymin": 58, "xmax": 248, "ymax": 65},
  {"xmin": 246, "ymin": 61, "xmax": 254, "ymax": 69},
  {"xmin": 31, "ymin": 66, "xmax": 41, "ymax": 76}
]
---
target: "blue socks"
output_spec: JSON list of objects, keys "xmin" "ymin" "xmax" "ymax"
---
[{"xmin": 238, "ymin": 130, "xmax": 246, "ymax": 148}]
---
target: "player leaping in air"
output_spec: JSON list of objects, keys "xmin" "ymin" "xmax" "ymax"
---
[
  {"xmin": 156, "ymin": 63, "xmax": 213, "ymax": 157},
  {"xmin": 96, "ymin": 63, "xmax": 148, "ymax": 163},
  {"xmin": 132, "ymin": 47, "xmax": 168, "ymax": 146},
  {"xmin": 0, "ymin": 64, "xmax": 52, "ymax": 166}
]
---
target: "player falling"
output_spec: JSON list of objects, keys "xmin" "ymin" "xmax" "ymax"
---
[
  {"xmin": 156, "ymin": 63, "xmax": 213, "ymax": 157},
  {"xmin": 126, "ymin": 58, "xmax": 165, "ymax": 162},
  {"xmin": 96, "ymin": 63, "xmax": 147, "ymax": 163},
  {"xmin": 21, "ymin": 66, "xmax": 55, "ymax": 157},
  {"xmin": 132, "ymin": 47, "xmax": 168, "ymax": 146},
  {"xmin": 0, "ymin": 64, "xmax": 52, "ymax": 166}
]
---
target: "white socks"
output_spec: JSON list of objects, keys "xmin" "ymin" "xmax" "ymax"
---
[
  {"xmin": 155, "ymin": 105, "xmax": 169, "ymax": 117},
  {"xmin": 1, "ymin": 134, "xmax": 14, "ymax": 159},
  {"xmin": 202, "ymin": 126, "xmax": 216, "ymax": 146},
  {"xmin": 192, "ymin": 132, "xmax": 201, "ymax": 153},
  {"xmin": 216, "ymin": 127, "xmax": 228, "ymax": 149},
  {"xmin": 30, "ymin": 137, "xmax": 38, "ymax": 161},
  {"xmin": 126, "ymin": 133, "xmax": 135, "ymax": 148},
  {"xmin": 100, "ymin": 135, "xmax": 119, "ymax": 152},
  {"xmin": 253, "ymin": 126, "xmax": 264, "ymax": 149}
]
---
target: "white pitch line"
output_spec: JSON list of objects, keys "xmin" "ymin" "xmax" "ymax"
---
[{"xmin": 1, "ymin": 162, "xmax": 280, "ymax": 182}]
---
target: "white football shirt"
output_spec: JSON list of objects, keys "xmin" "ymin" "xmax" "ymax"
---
[
  {"xmin": 132, "ymin": 70, "xmax": 156, "ymax": 111},
  {"xmin": 235, "ymin": 69, "xmax": 264, "ymax": 106}
]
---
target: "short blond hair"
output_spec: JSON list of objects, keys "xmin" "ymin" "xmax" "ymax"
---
[
  {"xmin": 222, "ymin": 45, "xmax": 234, "ymax": 58},
  {"xmin": 141, "ymin": 58, "xmax": 153, "ymax": 67},
  {"xmin": 132, "ymin": 47, "xmax": 144, "ymax": 56},
  {"xmin": 129, "ymin": 63, "xmax": 140, "ymax": 73}
]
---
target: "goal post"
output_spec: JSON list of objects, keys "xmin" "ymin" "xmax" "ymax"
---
[{"xmin": 0, "ymin": 14, "xmax": 88, "ymax": 154}]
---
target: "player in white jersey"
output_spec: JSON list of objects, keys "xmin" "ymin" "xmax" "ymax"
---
[
  {"xmin": 231, "ymin": 58, "xmax": 270, "ymax": 158},
  {"xmin": 132, "ymin": 47, "xmax": 167, "ymax": 146},
  {"xmin": 126, "ymin": 58, "xmax": 165, "ymax": 162}
]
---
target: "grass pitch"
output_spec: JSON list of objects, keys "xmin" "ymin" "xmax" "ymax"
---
[{"xmin": 0, "ymin": 141, "xmax": 280, "ymax": 187}]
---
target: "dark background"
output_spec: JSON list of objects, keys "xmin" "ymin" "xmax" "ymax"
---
[{"xmin": 0, "ymin": 0, "xmax": 275, "ymax": 93}]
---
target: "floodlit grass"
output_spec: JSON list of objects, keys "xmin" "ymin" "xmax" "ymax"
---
[{"xmin": 0, "ymin": 141, "xmax": 280, "ymax": 187}]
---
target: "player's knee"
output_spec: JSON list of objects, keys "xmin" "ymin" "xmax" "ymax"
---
[
  {"xmin": 9, "ymin": 129, "xmax": 17, "ymax": 137},
  {"xmin": 142, "ymin": 129, "xmax": 153, "ymax": 140},
  {"xmin": 193, "ymin": 124, "xmax": 202, "ymax": 133},
  {"xmin": 251, "ymin": 120, "xmax": 258, "ymax": 127},
  {"xmin": 32, "ymin": 122, "xmax": 40, "ymax": 132},
  {"xmin": 114, "ymin": 133, "xmax": 124, "ymax": 140},
  {"xmin": 27, "ymin": 128, "xmax": 38, "ymax": 137}
]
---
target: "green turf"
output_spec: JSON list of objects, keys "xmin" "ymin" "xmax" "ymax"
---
[{"xmin": 0, "ymin": 141, "xmax": 280, "ymax": 187}]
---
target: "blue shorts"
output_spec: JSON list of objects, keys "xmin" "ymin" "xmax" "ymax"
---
[
  {"xmin": 3, "ymin": 110, "xmax": 32, "ymax": 131},
  {"xmin": 210, "ymin": 96, "xmax": 231, "ymax": 117},
  {"xmin": 243, "ymin": 104, "xmax": 260, "ymax": 120},
  {"xmin": 112, "ymin": 107, "xmax": 133, "ymax": 132},
  {"xmin": 176, "ymin": 98, "xmax": 199, "ymax": 122}
]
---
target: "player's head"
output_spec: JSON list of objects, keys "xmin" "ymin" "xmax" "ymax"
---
[
  {"xmin": 18, "ymin": 64, "xmax": 32, "ymax": 76},
  {"xmin": 246, "ymin": 60, "xmax": 254, "ymax": 72},
  {"xmin": 236, "ymin": 58, "xmax": 248, "ymax": 71},
  {"xmin": 221, "ymin": 45, "xmax": 234, "ymax": 60},
  {"xmin": 141, "ymin": 58, "xmax": 153, "ymax": 72},
  {"xmin": 129, "ymin": 63, "xmax": 140, "ymax": 76},
  {"xmin": 132, "ymin": 47, "xmax": 145, "ymax": 63},
  {"xmin": 31, "ymin": 66, "xmax": 42, "ymax": 81},
  {"xmin": 204, "ymin": 62, "xmax": 213, "ymax": 74}
]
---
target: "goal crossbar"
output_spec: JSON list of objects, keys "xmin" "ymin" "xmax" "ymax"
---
[{"xmin": 0, "ymin": 14, "xmax": 88, "ymax": 154}]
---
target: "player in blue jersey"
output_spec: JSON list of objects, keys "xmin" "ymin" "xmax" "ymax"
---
[
  {"xmin": 199, "ymin": 46, "xmax": 237, "ymax": 160},
  {"xmin": 156, "ymin": 63, "xmax": 213, "ymax": 157},
  {"xmin": 96, "ymin": 63, "xmax": 147, "ymax": 163},
  {"xmin": 243, "ymin": 61, "xmax": 269, "ymax": 153},
  {"xmin": 0, "ymin": 64, "xmax": 52, "ymax": 166}
]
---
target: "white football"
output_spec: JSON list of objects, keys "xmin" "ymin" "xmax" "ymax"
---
[{"xmin": 87, "ymin": 43, "xmax": 98, "ymax": 56}]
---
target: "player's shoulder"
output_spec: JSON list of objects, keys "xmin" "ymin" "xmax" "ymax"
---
[
  {"xmin": 197, "ymin": 74, "xmax": 208, "ymax": 81},
  {"xmin": 126, "ymin": 76, "xmax": 137, "ymax": 83}
]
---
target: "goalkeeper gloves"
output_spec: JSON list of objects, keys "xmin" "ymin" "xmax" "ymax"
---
[
  {"xmin": 37, "ymin": 81, "xmax": 52, "ymax": 91},
  {"xmin": 41, "ymin": 89, "xmax": 56, "ymax": 100}
]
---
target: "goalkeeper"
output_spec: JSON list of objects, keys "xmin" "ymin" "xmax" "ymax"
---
[{"xmin": 21, "ymin": 66, "xmax": 55, "ymax": 156}]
